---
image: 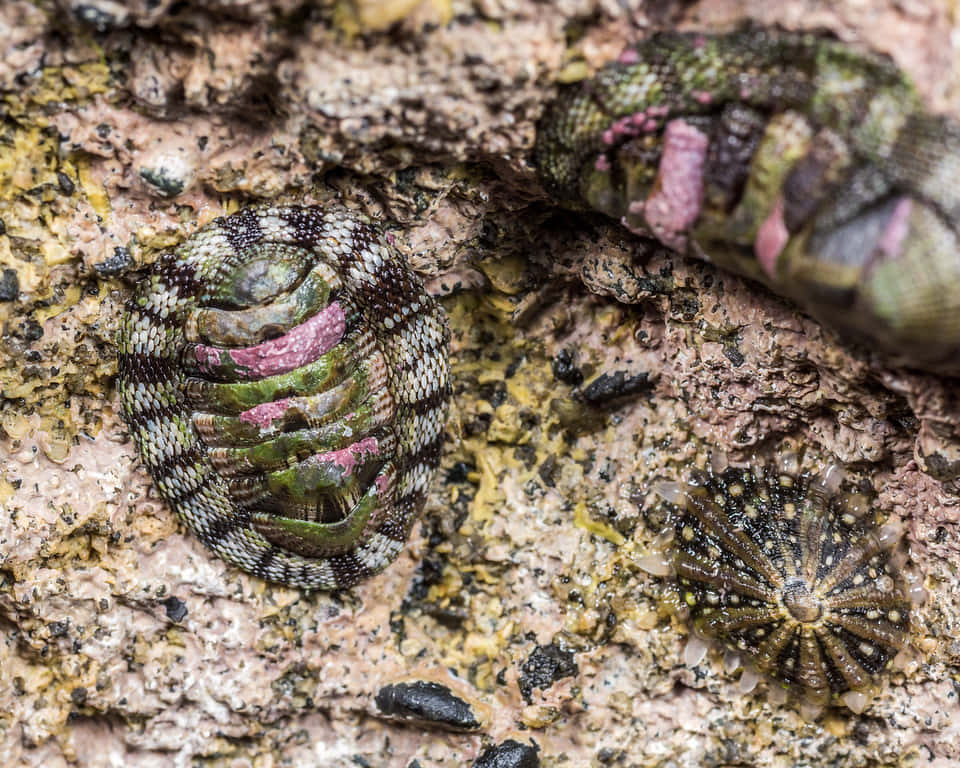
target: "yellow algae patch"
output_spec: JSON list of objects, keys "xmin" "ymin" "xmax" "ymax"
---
[
  {"xmin": 418, "ymin": 283, "xmax": 635, "ymax": 686},
  {"xmin": 34, "ymin": 285, "xmax": 83, "ymax": 324},
  {"xmin": 334, "ymin": 0, "xmax": 453, "ymax": 34},
  {"xmin": 3, "ymin": 61, "xmax": 110, "ymax": 117},
  {"xmin": 486, "ymin": 399, "xmax": 530, "ymax": 444},
  {"xmin": 0, "ymin": 477, "xmax": 14, "ymax": 505},
  {"xmin": 464, "ymin": 447, "xmax": 509, "ymax": 525},
  {"xmin": 75, "ymin": 157, "xmax": 111, "ymax": 221},
  {"xmin": 573, "ymin": 501, "xmax": 625, "ymax": 546},
  {"xmin": 476, "ymin": 254, "xmax": 530, "ymax": 296},
  {"xmin": 0, "ymin": 60, "xmax": 122, "ymax": 456},
  {"xmin": 134, "ymin": 221, "xmax": 192, "ymax": 253}
]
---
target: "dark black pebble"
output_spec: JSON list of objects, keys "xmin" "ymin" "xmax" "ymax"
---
[
  {"xmin": 0, "ymin": 269, "xmax": 18, "ymax": 302},
  {"xmin": 375, "ymin": 681, "xmax": 481, "ymax": 732},
  {"xmin": 472, "ymin": 740, "xmax": 539, "ymax": 768},
  {"xmin": 518, "ymin": 643, "xmax": 577, "ymax": 703},
  {"xmin": 162, "ymin": 596, "xmax": 188, "ymax": 623},
  {"xmin": 57, "ymin": 171, "xmax": 75, "ymax": 196},
  {"xmin": 552, "ymin": 348, "xmax": 583, "ymax": 386},
  {"xmin": 580, "ymin": 370, "xmax": 651, "ymax": 403},
  {"xmin": 95, "ymin": 246, "xmax": 134, "ymax": 278}
]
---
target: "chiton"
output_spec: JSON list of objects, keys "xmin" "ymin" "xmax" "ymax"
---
[
  {"xmin": 535, "ymin": 28, "xmax": 960, "ymax": 373},
  {"xmin": 117, "ymin": 205, "xmax": 451, "ymax": 589},
  {"xmin": 649, "ymin": 463, "xmax": 913, "ymax": 708}
]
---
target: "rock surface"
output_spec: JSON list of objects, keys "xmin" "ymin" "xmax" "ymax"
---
[{"xmin": 1, "ymin": 1, "xmax": 959, "ymax": 766}]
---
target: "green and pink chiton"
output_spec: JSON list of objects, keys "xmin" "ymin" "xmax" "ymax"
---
[
  {"xmin": 118, "ymin": 205, "xmax": 451, "ymax": 589},
  {"xmin": 536, "ymin": 28, "xmax": 960, "ymax": 373}
]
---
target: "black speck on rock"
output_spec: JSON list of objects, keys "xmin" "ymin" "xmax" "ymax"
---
[
  {"xmin": 445, "ymin": 461, "xmax": 474, "ymax": 484},
  {"xmin": 518, "ymin": 643, "xmax": 577, "ymax": 703},
  {"xmin": 22, "ymin": 319, "xmax": 44, "ymax": 343},
  {"xmin": 472, "ymin": 740, "xmax": 539, "ymax": 768},
  {"xmin": 375, "ymin": 680, "xmax": 481, "ymax": 731},
  {"xmin": 551, "ymin": 348, "xmax": 583, "ymax": 386},
  {"xmin": 162, "ymin": 596, "xmax": 188, "ymax": 623},
  {"xmin": 95, "ymin": 246, "xmax": 133, "ymax": 278},
  {"xmin": 0, "ymin": 269, "xmax": 18, "ymax": 302},
  {"xmin": 57, "ymin": 171, "xmax": 75, "ymax": 196},
  {"xmin": 48, "ymin": 620, "xmax": 69, "ymax": 637},
  {"xmin": 580, "ymin": 370, "xmax": 651, "ymax": 404},
  {"xmin": 723, "ymin": 345, "xmax": 745, "ymax": 367}
]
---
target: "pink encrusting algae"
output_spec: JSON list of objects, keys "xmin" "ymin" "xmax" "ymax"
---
[
  {"xmin": 316, "ymin": 436, "xmax": 380, "ymax": 477},
  {"xmin": 238, "ymin": 397, "xmax": 296, "ymax": 429}
]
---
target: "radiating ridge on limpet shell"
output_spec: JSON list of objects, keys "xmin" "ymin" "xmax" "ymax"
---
[
  {"xmin": 117, "ymin": 205, "xmax": 451, "ymax": 589},
  {"xmin": 652, "ymin": 464, "xmax": 913, "ymax": 708}
]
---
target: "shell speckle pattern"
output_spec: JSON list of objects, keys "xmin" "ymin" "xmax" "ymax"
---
[
  {"xmin": 118, "ymin": 205, "xmax": 451, "ymax": 589},
  {"xmin": 654, "ymin": 465, "xmax": 911, "ymax": 706}
]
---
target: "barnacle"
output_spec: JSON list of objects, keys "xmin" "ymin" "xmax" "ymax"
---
[
  {"xmin": 117, "ymin": 205, "xmax": 451, "ymax": 589},
  {"xmin": 649, "ymin": 463, "xmax": 913, "ymax": 710}
]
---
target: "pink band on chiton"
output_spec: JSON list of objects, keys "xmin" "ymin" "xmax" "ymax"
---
[
  {"xmin": 193, "ymin": 345, "xmax": 223, "ymax": 370},
  {"xmin": 194, "ymin": 301, "xmax": 347, "ymax": 379},
  {"xmin": 639, "ymin": 119, "xmax": 709, "ymax": 251},
  {"xmin": 877, "ymin": 197, "xmax": 913, "ymax": 260},
  {"xmin": 755, "ymin": 196, "xmax": 789, "ymax": 280},
  {"xmin": 238, "ymin": 396, "xmax": 296, "ymax": 429}
]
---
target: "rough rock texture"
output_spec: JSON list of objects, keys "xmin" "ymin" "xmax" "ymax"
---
[{"xmin": 1, "ymin": 1, "xmax": 959, "ymax": 766}]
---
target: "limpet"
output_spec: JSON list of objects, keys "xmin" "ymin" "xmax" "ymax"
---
[{"xmin": 649, "ymin": 464, "xmax": 913, "ymax": 708}]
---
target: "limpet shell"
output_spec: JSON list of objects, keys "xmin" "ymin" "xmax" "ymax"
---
[{"xmin": 651, "ymin": 464, "xmax": 912, "ymax": 707}]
